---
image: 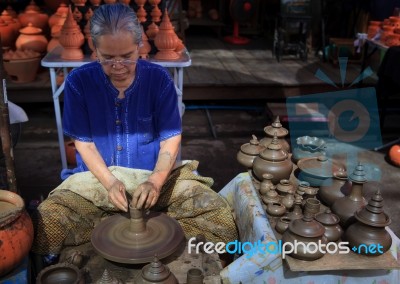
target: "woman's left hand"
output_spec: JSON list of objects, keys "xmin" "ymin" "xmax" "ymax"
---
[{"xmin": 131, "ymin": 181, "xmax": 161, "ymax": 209}]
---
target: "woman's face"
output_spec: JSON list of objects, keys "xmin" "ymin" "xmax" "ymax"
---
[{"xmin": 96, "ymin": 31, "xmax": 139, "ymax": 87}]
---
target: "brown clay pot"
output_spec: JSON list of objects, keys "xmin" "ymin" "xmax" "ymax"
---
[
  {"xmin": 252, "ymin": 135, "xmax": 293, "ymax": 185},
  {"xmin": 16, "ymin": 23, "xmax": 48, "ymax": 54},
  {"xmin": 259, "ymin": 173, "xmax": 274, "ymax": 195},
  {"xmin": 331, "ymin": 163, "xmax": 367, "ymax": 228},
  {"xmin": 318, "ymin": 168, "xmax": 351, "ymax": 206},
  {"xmin": 0, "ymin": 19, "xmax": 15, "ymax": 48},
  {"xmin": 344, "ymin": 190, "xmax": 392, "ymax": 256},
  {"xmin": 58, "ymin": 6, "xmax": 85, "ymax": 60},
  {"xmin": 260, "ymin": 116, "xmax": 290, "ymax": 153},
  {"xmin": 18, "ymin": 10, "xmax": 49, "ymax": 31},
  {"xmin": 0, "ymin": 190, "xmax": 34, "ymax": 277},
  {"xmin": 275, "ymin": 216, "xmax": 291, "ymax": 234},
  {"xmin": 146, "ymin": 22, "xmax": 159, "ymax": 40},
  {"xmin": 154, "ymin": 9, "xmax": 179, "ymax": 60},
  {"xmin": 282, "ymin": 210, "xmax": 327, "ymax": 261},
  {"xmin": 237, "ymin": 135, "xmax": 265, "ymax": 169},
  {"xmin": 266, "ymin": 202, "xmax": 286, "ymax": 217},
  {"xmin": 36, "ymin": 263, "xmax": 85, "ymax": 284},
  {"xmin": 286, "ymin": 195, "xmax": 303, "ymax": 221},
  {"xmin": 3, "ymin": 49, "xmax": 41, "ymax": 83},
  {"xmin": 276, "ymin": 179, "xmax": 294, "ymax": 197},
  {"xmin": 315, "ymin": 209, "xmax": 343, "ymax": 242}
]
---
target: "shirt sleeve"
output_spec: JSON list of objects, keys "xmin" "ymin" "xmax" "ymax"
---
[
  {"xmin": 156, "ymin": 74, "xmax": 182, "ymax": 141},
  {"xmin": 62, "ymin": 72, "xmax": 93, "ymax": 142}
]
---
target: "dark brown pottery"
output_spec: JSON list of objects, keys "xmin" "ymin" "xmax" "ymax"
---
[
  {"xmin": 186, "ymin": 268, "xmax": 204, "ymax": 284},
  {"xmin": 331, "ymin": 163, "xmax": 367, "ymax": 229},
  {"xmin": 135, "ymin": 256, "xmax": 178, "ymax": 284},
  {"xmin": 36, "ymin": 263, "xmax": 84, "ymax": 284},
  {"xmin": 286, "ymin": 194, "xmax": 303, "ymax": 220},
  {"xmin": 237, "ymin": 135, "xmax": 265, "ymax": 169},
  {"xmin": 303, "ymin": 198, "xmax": 321, "ymax": 217},
  {"xmin": 297, "ymin": 155, "xmax": 345, "ymax": 187},
  {"xmin": 318, "ymin": 168, "xmax": 351, "ymax": 207},
  {"xmin": 344, "ymin": 190, "xmax": 392, "ymax": 255},
  {"xmin": 282, "ymin": 211, "xmax": 327, "ymax": 261},
  {"xmin": 260, "ymin": 116, "xmax": 290, "ymax": 153},
  {"xmin": 253, "ymin": 134, "xmax": 293, "ymax": 185},
  {"xmin": 266, "ymin": 202, "xmax": 286, "ymax": 217},
  {"xmin": 276, "ymin": 179, "xmax": 294, "ymax": 197},
  {"xmin": 95, "ymin": 269, "xmax": 122, "ymax": 283},
  {"xmin": 315, "ymin": 209, "xmax": 343, "ymax": 242},
  {"xmin": 281, "ymin": 190, "xmax": 295, "ymax": 210},
  {"xmin": 275, "ymin": 216, "xmax": 291, "ymax": 234},
  {"xmin": 292, "ymin": 136, "xmax": 326, "ymax": 164},
  {"xmin": 261, "ymin": 186, "xmax": 280, "ymax": 205},
  {"xmin": 259, "ymin": 173, "xmax": 274, "ymax": 196}
]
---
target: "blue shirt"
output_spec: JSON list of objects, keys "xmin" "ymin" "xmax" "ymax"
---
[{"xmin": 61, "ymin": 60, "xmax": 182, "ymax": 180}]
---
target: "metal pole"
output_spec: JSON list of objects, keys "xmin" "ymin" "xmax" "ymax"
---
[{"xmin": 0, "ymin": 35, "xmax": 18, "ymax": 193}]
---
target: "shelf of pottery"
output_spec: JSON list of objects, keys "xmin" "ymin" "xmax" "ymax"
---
[
  {"xmin": 236, "ymin": 116, "xmax": 395, "ymax": 264},
  {"xmin": 367, "ymin": 15, "xmax": 400, "ymax": 47},
  {"xmin": 0, "ymin": 0, "xmax": 186, "ymax": 84}
]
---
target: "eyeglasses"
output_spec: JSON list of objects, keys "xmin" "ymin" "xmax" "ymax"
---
[{"xmin": 97, "ymin": 58, "xmax": 138, "ymax": 67}]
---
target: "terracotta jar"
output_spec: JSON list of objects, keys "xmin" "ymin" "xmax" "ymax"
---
[
  {"xmin": 44, "ymin": 0, "xmax": 69, "ymax": 12},
  {"xmin": 237, "ymin": 135, "xmax": 264, "ymax": 169},
  {"xmin": 49, "ymin": 4, "xmax": 69, "ymax": 28},
  {"xmin": 291, "ymin": 136, "xmax": 326, "ymax": 164},
  {"xmin": 296, "ymin": 154, "xmax": 344, "ymax": 187},
  {"xmin": 149, "ymin": 0, "xmax": 162, "ymax": 23},
  {"xmin": 3, "ymin": 49, "xmax": 41, "ymax": 83},
  {"xmin": 18, "ymin": 8, "xmax": 49, "ymax": 31},
  {"xmin": 282, "ymin": 210, "xmax": 327, "ymax": 261},
  {"xmin": 146, "ymin": 22, "xmax": 159, "ymax": 40},
  {"xmin": 344, "ymin": 190, "xmax": 392, "ymax": 256},
  {"xmin": 315, "ymin": 209, "xmax": 343, "ymax": 242},
  {"xmin": 260, "ymin": 116, "xmax": 290, "ymax": 153},
  {"xmin": 318, "ymin": 168, "xmax": 351, "ymax": 206},
  {"xmin": 6, "ymin": 5, "xmax": 18, "ymax": 19},
  {"xmin": 1, "ymin": 10, "xmax": 20, "ymax": 44},
  {"xmin": 252, "ymin": 135, "xmax": 293, "ymax": 185},
  {"xmin": 331, "ymin": 163, "xmax": 367, "ymax": 229},
  {"xmin": 136, "ymin": 0, "xmax": 147, "ymax": 23},
  {"xmin": 0, "ymin": 19, "xmax": 15, "ymax": 49},
  {"xmin": 367, "ymin": 21, "xmax": 381, "ymax": 39},
  {"xmin": 58, "ymin": 6, "xmax": 85, "ymax": 60},
  {"xmin": 16, "ymin": 23, "xmax": 48, "ymax": 54},
  {"xmin": 0, "ymin": 190, "xmax": 34, "ymax": 277},
  {"xmin": 154, "ymin": 9, "xmax": 179, "ymax": 60}
]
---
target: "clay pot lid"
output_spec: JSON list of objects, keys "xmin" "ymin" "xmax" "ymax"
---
[
  {"xmin": 91, "ymin": 206, "xmax": 184, "ymax": 264},
  {"xmin": 297, "ymin": 155, "xmax": 344, "ymax": 179},
  {"xmin": 19, "ymin": 23, "xmax": 42, "ymax": 34},
  {"xmin": 348, "ymin": 163, "xmax": 367, "ymax": 183},
  {"xmin": 289, "ymin": 215, "xmax": 325, "ymax": 237},
  {"xmin": 315, "ymin": 209, "xmax": 340, "ymax": 225},
  {"xmin": 141, "ymin": 256, "xmax": 174, "ymax": 282},
  {"xmin": 259, "ymin": 135, "xmax": 288, "ymax": 162},
  {"xmin": 263, "ymin": 116, "xmax": 288, "ymax": 138},
  {"xmin": 355, "ymin": 190, "xmax": 391, "ymax": 227},
  {"xmin": 240, "ymin": 135, "xmax": 264, "ymax": 156},
  {"xmin": 0, "ymin": 190, "xmax": 25, "ymax": 227},
  {"xmin": 25, "ymin": 1, "xmax": 41, "ymax": 12},
  {"xmin": 3, "ymin": 49, "xmax": 41, "ymax": 60}
]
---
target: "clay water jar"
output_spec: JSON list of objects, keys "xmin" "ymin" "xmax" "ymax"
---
[
  {"xmin": 260, "ymin": 116, "xmax": 290, "ymax": 153},
  {"xmin": 18, "ymin": 9, "xmax": 49, "ymax": 31},
  {"xmin": 16, "ymin": 23, "xmax": 48, "ymax": 54},
  {"xmin": 315, "ymin": 209, "xmax": 343, "ymax": 242},
  {"xmin": 0, "ymin": 190, "xmax": 34, "ymax": 277},
  {"xmin": 331, "ymin": 163, "xmax": 367, "ymax": 229},
  {"xmin": 344, "ymin": 190, "xmax": 392, "ymax": 256},
  {"xmin": 319, "ymin": 168, "xmax": 351, "ymax": 206},
  {"xmin": 237, "ymin": 135, "xmax": 265, "ymax": 169},
  {"xmin": 253, "ymin": 135, "xmax": 293, "ymax": 185}
]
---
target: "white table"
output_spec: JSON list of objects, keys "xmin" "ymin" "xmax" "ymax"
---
[{"xmin": 41, "ymin": 46, "xmax": 191, "ymax": 169}]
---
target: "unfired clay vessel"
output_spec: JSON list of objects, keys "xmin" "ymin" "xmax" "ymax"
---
[{"xmin": 260, "ymin": 116, "xmax": 290, "ymax": 153}]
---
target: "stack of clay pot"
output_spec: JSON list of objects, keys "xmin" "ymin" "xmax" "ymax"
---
[
  {"xmin": 367, "ymin": 15, "xmax": 400, "ymax": 46},
  {"xmin": 3, "ymin": 49, "xmax": 41, "ymax": 83}
]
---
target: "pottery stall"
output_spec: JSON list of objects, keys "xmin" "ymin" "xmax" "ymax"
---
[
  {"xmin": 230, "ymin": 116, "xmax": 400, "ymax": 282},
  {"xmin": 0, "ymin": 0, "xmax": 185, "ymax": 83}
]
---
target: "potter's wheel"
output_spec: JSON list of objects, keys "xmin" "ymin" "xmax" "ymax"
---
[{"xmin": 91, "ymin": 205, "xmax": 184, "ymax": 264}]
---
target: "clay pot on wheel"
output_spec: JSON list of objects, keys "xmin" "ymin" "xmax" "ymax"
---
[{"xmin": 0, "ymin": 190, "xmax": 34, "ymax": 277}]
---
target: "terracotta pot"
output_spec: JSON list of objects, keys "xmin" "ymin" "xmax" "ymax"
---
[
  {"xmin": 154, "ymin": 10, "xmax": 179, "ymax": 60},
  {"xmin": 318, "ymin": 168, "xmax": 351, "ymax": 206},
  {"xmin": 252, "ymin": 135, "xmax": 293, "ymax": 184},
  {"xmin": 260, "ymin": 116, "xmax": 290, "ymax": 153},
  {"xmin": 3, "ymin": 49, "xmax": 41, "ymax": 83},
  {"xmin": 59, "ymin": 6, "xmax": 85, "ymax": 60},
  {"xmin": 49, "ymin": 4, "xmax": 69, "ymax": 28},
  {"xmin": 16, "ymin": 23, "xmax": 48, "ymax": 54},
  {"xmin": 18, "ymin": 10, "xmax": 49, "ymax": 31},
  {"xmin": 0, "ymin": 19, "xmax": 15, "ymax": 48},
  {"xmin": 331, "ymin": 163, "xmax": 367, "ymax": 228},
  {"xmin": 0, "ymin": 190, "xmax": 34, "ymax": 277},
  {"xmin": 44, "ymin": 0, "xmax": 69, "ymax": 12},
  {"xmin": 146, "ymin": 22, "xmax": 159, "ymax": 40},
  {"xmin": 237, "ymin": 135, "xmax": 264, "ymax": 169}
]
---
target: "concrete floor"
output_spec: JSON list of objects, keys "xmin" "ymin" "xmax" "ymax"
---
[{"xmin": 2, "ymin": 101, "xmax": 400, "ymax": 240}]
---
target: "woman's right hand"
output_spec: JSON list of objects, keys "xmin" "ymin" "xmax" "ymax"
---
[{"xmin": 107, "ymin": 179, "xmax": 128, "ymax": 212}]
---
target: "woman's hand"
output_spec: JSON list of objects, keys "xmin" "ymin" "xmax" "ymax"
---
[
  {"xmin": 107, "ymin": 179, "xmax": 128, "ymax": 212},
  {"xmin": 131, "ymin": 181, "xmax": 161, "ymax": 210}
]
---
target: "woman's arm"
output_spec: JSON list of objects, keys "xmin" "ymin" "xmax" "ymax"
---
[
  {"xmin": 131, "ymin": 134, "xmax": 181, "ymax": 209},
  {"xmin": 74, "ymin": 140, "xmax": 128, "ymax": 212}
]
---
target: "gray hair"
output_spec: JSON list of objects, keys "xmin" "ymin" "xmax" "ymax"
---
[{"xmin": 90, "ymin": 3, "xmax": 142, "ymax": 48}]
